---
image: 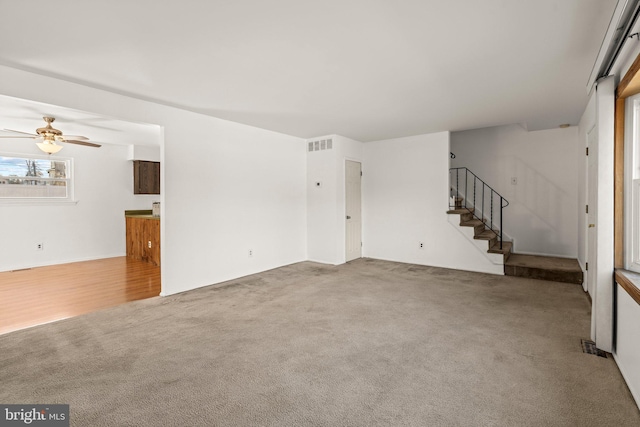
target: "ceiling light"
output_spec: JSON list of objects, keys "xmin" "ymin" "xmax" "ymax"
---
[
  {"xmin": 36, "ymin": 136, "xmax": 63, "ymax": 154},
  {"xmin": 559, "ymin": 123, "xmax": 570, "ymax": 128}
]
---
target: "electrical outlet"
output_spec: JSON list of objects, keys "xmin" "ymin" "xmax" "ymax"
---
[
  {"xmin": 419, "ymin": 242, "xmax": 424, "ymax": 249},
  {"xmin": 248, "ymin": 249, "xmax": 253, "ymax": 257},
  {"xmin": 148, "ymin": 241, "xmax": 152, "ymax": 248},
  {"xmin": 35, "ymin": 243, "xmax": 43, "ymax": 251}
]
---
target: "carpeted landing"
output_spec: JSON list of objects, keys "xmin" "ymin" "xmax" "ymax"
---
[
  {"xmin": 1, "ymin": 259, "xmax": 639, "ymax": 426},
  {"xmin": 504, "ymin": 254, "xmax": 584, "ymax": 284}
]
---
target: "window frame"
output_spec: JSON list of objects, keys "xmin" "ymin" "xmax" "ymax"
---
[{"xmin": 0, "ymin": 151, "xmax": 75, "ymax": 204}]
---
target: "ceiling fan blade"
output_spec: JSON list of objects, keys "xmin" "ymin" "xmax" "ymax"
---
[
  {"xmin": 2, "ymin": 129, "xmax": 37, "ymax": 136},
  {"xmin": 65, "ymin": 140, "xmax": 101, "ymax": 148},
  {"xmin": 61, "ymin": 135, "xmax": 89, "ymax": 141}
]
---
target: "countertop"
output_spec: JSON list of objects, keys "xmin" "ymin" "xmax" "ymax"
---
[{"xmin": 125, "ymin": 210, "xmax": 160, "ymax": 220}]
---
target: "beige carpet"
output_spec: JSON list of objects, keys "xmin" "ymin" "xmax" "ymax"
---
[{"xmin": 1, "ymin": 259, "xmax": 639, "ymax": 426}]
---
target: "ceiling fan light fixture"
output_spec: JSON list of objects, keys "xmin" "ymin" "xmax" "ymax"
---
[
  {"xmin": 36, "ymin": 140, "xmax": 63, "ymax": 154},
  {"xmin": 1, "ymin": 117, "xmax": 99, "ymax": 151}
]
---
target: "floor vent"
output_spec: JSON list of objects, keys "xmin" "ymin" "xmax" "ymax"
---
[{"xmin": 581, "ymin": 339, "xmax": 608, "ymax": 358}]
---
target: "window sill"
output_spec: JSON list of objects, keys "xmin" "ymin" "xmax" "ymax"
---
[
  {"xmin": 0, "ymin": 199, "xmax": 79, "ymax": 206},
  {"xmin": 614, "ymin": 269, "xmax": 640, "ymax": 306}
]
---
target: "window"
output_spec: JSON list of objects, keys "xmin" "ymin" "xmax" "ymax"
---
[
  {"xmin": 625, "ymin": 95, "xmax": 640, "ymax": 272},
  {"xmin": 0, "ymin": 154, "xmax": 73, "ymax": 201}
]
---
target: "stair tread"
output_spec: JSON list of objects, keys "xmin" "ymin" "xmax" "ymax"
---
[
  {"xmin": 447, "ymin": 208, "xmax": 474, "ymax": 214},
  {"xmin": 488, "ymin": 241, "xmax": 512, "ymax": 254},
  {"xmin": 473, "ymin": 230, "xmax": 497, "ymax": 240},
  {"xmin": 460, "ymin": 219, "xmax": 484, "ymax": 227}
]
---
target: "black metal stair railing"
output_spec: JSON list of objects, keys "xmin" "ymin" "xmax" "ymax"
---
[{"xmin": 449, "ymin": 167, "xmax": 510, "ymax": 250}]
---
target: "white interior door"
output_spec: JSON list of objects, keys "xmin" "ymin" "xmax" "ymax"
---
[
  {"xmin": 587, "ymin": 125, "xmax": 598, "ymax": 337},
  {"xmin": 345, "ymin": 160, "xmax": 362, "ymax": 262}
]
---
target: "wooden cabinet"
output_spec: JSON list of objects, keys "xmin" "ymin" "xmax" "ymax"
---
[
  {"xmin": 126, "ymin": 217, "xmax": 160, "ymax": 266},
  {"xmin": 133, "ymin": 160, "xmax": 160, "ymax": 194}
]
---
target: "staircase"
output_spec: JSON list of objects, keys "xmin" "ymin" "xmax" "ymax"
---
[
  {"xmin": 447, "ymin": 168, "xmax": 583, "ymax": 285},
  {"xmin": 447, "ymin": 203, "xmax": 513, "ymax": 261}
]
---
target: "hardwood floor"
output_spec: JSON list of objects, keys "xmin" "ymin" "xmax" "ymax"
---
[{"xmin": 0, "ymin": 257, "xmax": 161, "ymax": 335}]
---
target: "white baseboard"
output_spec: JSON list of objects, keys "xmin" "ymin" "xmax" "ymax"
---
[
  {"xmin": 0, "ymin": 253, "xmax": 126, "ymax": 273},
  {"xmin": 306, "ymin": 258, "xmax": 340, "ymax": 266},
  {"xmin": 364, "ymin": 255, "xmax": 504, "ymax": 276}
]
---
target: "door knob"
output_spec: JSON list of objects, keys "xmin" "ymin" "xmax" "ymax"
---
[
  {"xmin": 346, "ymin": 215, "xmax": 351, "ymax": 219},
  {"xmin": 589, "ymin": 224, "xmax": 595, "ymax": 228}
]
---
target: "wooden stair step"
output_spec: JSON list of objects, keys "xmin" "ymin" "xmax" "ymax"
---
[
  {"xmin": 488, "ymin": 241, "xmax": 512, "ymax": 254},
  {"xmin": 446, "ymin": 208, "xmax": 474, "ymax": 215},
  {"xmin": 461, "ymin": 219, "xmax": 486, "ymax": 235},
  {"xmin": 460, "ymin": 219, "xmax": 484, "ymax": 227},
  {"xmin": 473, "ymin": 230, "xmax": 497, "ymax": 240},
  {"xmin": 504, "ymin": 254, "xmax": 583, "ymax": 284}
]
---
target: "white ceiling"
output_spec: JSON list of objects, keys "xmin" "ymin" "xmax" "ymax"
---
[{"xmin": 0, "ymin": 0, "xmax": 618, "ymax": 142}]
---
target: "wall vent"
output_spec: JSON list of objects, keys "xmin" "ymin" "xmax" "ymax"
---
[{"xmin": 307, "ymin": 138, "xmax": 333, "ymax": 153}]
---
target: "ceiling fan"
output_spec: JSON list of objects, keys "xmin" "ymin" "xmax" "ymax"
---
[{"xmin": 0, "ymin": 116, "xmax": 101, "ymax": 154}]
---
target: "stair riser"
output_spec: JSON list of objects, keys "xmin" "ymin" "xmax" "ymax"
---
[{"xmin": 504, "ymin": 266, "xmax": 583, "ymax": 284}]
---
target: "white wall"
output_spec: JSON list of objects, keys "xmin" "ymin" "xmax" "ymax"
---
[
  {"xmin": 362, "ymin": 132, "xmax": 503, "ymax": 275},
  {"xmin": 451, "ymin": 124, "xmax": 580, "ymax": 258},
  {"xmin": 306, "ymin": 135, "xmax": 338, "ymax": 264},
  {"xmin": 0, "ymin": 140, "xmax": 154, "ymax": 271},
  {"xmin": 614, "ymin": 284, "xmax": 640, "ymax": 408},
  {"xmin": 128, "ymin": 144, "xmax": 161, "ymax": 162},
  {"xmin": 0, "ymin": 65, "xmax": 307, "ymax": 296},
  {"xmin": 306, "ymin": 134, "xmax": 363, "ymax": 265}
]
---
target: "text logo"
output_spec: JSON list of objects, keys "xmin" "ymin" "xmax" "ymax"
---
[{"xmin": 0, "ymin": 405, "xmax": 69, "ymax": 427}]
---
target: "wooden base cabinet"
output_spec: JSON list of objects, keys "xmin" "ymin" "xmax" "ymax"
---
[{"xmin": 126, "ymin": 217, "xmax": 160, "ymax": 266}]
